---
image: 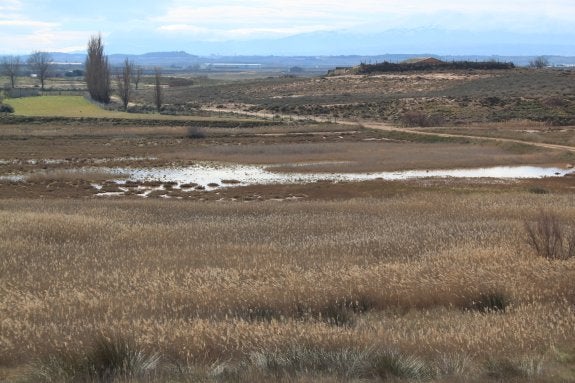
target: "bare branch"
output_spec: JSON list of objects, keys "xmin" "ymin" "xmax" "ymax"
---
[
  {"xmin": 1, "ymin": 56, "xmax": 21, "ymax": 88},
  {"xmin": 116, "ymin": 58, "xmax": 133, "ymax": 111},
  {"xmin": 27, "ymin": 51, "xmax": 53, "ymax": 91},
  {"xmin": 153, "ymin": 67, "xmax": 163, "ymax": 113}
]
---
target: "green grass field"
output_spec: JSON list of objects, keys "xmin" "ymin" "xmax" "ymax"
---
[
  {"xmin": 6, "ymin": 96, "xmax": 115, "ymax": 118},
  {"xmin": 4, "ymin": 96, "xmax": 259, "ymax": 122}
]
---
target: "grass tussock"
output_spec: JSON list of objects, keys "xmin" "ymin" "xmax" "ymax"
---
[
  {"xmin": 485, "ymin": 355, "xmax": 545, "ymax": 380},
  {"xmin": 26, "ymin": 336, "xmax": 160, "ymax": 383}
]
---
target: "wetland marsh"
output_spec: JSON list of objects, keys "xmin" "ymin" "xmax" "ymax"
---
[{"xmin": 1, "ymin": 68, "xmax": 575, "ymax": 382}]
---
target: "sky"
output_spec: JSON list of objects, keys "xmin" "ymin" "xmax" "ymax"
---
[{"xmin": 1, "ymin": 0, "xmax": 574, "ymax": 55}]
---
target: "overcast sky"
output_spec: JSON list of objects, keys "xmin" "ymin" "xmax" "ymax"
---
[{"xmin": 1, "ymin": 0, "xmax": 574, "ymax": 54}]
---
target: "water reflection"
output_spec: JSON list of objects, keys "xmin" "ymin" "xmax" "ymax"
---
[
  {"xmin": 111, "ymin": 164, "xmax": 573, "ymax": 188},
  {"xmin": 2, "ymin": 164, "xmax": 572, "ymax": 188}
]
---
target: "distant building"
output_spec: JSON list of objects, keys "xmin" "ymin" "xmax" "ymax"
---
[{"xmin": 401, "ymin": 57, "xmax": 444, "ymax": 65}]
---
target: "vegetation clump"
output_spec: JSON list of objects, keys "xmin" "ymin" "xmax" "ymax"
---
[
  {"xmin": 186, "ymin": 125, "xmax": 206, "ymax": 139},
  {"xmin": 355, "ymin": 60, "xmax": 514, "ymax": 74},
  {"xmin": 0, "ymin": 103, "xmax": 14, "ymax": 113},
  {"xmin": 525, "ymin": 210, "xmax": 575, "ymax": 260},
  {"xmin": 401, "ymin": 110, "xmax": 445, "ymax": 127},
  {"xmin": 27, "ymin": 336, "xmax": 160, "ymax": 383},
  {"xmin": 465, "ymin": 290, "xmax": 510, "ymax": 313}
]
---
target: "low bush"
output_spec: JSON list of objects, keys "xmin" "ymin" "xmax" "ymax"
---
[
  {"xmin": 0, "ymin": 103, "xmax": 14, "ymax": 113},
  {"xmin": 186, "ymin": 126, "xmax": 206, "ymax": 139},
  {"xmin": 401, "ymin": 111, "xmax": 444, "ymax": 127},
  {"xmin": 528, "ymin": 186, "xmax": 549, "ymax": 195},
  {"xmin": 525, "ymin": 210, "xmax": 575, "ymax": 260},
  {"xmin": 465, "ymin": 290, "xmax": 510, "ymax": 313}
]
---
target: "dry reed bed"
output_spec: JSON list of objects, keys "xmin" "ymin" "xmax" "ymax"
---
[{"xmin": 1, "ymin": 193, "xmax": 574, "ymax": 373}]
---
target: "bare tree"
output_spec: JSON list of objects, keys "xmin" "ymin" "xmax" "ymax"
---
[
  {"xmin": 1, "ymin": 56, "xmax": 21, "ymax": 88},
  {"xmin": 529, "ymin": 56, "xmax": 549, "ymax": 69},
  {"xmin": 153, "ymin": 67, "xmax": 162, "ymax": 112},
  {"xmin": 116, "ymin": 58, "xmax": 133, "ymax": 111},
  {"xmin": 85, "ymin": 34, "xmax": 111, "ymax": 103},
  {"xmin": 132, "ymin": 65, "xmax": 143, "ymax": 90},
  {"xmin": 27, "ymin": 51, "xmax": 53, "ymax": 90}
]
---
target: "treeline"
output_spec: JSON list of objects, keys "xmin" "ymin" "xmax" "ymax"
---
[{"xmin": 355, "ymin": 61, "xmax": 515, "ymax": 74}]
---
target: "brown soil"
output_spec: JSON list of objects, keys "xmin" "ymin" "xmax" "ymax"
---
[{"xmin": 1, "ymin": 119, "xmax": 573, "ymax": 200}]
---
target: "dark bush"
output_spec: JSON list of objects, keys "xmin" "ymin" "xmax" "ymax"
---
[
  {"xmin": 528, "ymin": 186, "xmax": 549, "ymax": 195},
  {"xmin": 186, "ymin": 126, "xmax": 206, "ymax": 139},
  {"xmin": 525, "ymin": 210, "xmax": 575, "ymax": 260},
  {"xmin": 543, "ymin": 96, "xmax": 567, "ymax": 108},
  {"xmin": 356, "ymin": 60, "xmax": 514, "ymax": 74},
  {"xmin": 166, "ymin": 77, "xmax": 194, "ymax": 87},
  {"xmin": 401, "ymin": 111, "xmax": 444, "ymax": 127},
  {"xmin": 0, "ymin": 104, "xmax": 14, "ymax": 113},
  {"xmin": 466, "ymin": 290, "xmax": 509, "ymax": 313}
]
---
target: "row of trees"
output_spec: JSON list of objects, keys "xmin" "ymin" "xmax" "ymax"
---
[
  {"xmin": 85, "ymin": 34, "xmax": 162, "ymax": 111},
  {"xmin": 2, "ymin": 35, "xmax": 163, "ymax": 112},
  {"xmin": 1, "ymin": 52, "xmax": 53, "ymax": 90}
]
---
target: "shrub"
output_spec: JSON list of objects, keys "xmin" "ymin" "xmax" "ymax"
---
[
  {"xmin": 525, "ymin": 210, "xmax": 575, "ymax": 260},
  {"xmin": 529, "ymin": 56, "xmax": 549, "ymax": 69},
  {"xmin": 466, "ymin": 290, "xmax": 510, "ymax": 313},
  {"xmin": 0, "ymin": 103, "xmax": 14, "ymax": 113},
  {"xmin": 186, "ymin": 126, "xmax": 206, "ymax": 139},
  {"xmin": 401, "ymin": 111, "xmax": 444, "ymax": 127},
  {"xmin": 543, "ymin": 96, "xmax": 567, "ymax": 108},
  {"xmin": 318, "ymin": 302, "xmax": 356, "ymax": 327},
  {"xmin": 528, "ymin": 186, "xmax": 549, "ymax": 195},
  {"xmin": 166, "ymin": 77, "xmax": 194, "ymax": 87}
]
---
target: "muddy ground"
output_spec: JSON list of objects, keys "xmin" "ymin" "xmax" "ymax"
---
[{"xmin": 1, "ymin": 120, "xmax": 574, "ymax": 200}]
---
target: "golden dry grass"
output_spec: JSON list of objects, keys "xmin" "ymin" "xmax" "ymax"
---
[{"xmin": 1, "ymin": 192, "xmax": 574, "ymax": 381}]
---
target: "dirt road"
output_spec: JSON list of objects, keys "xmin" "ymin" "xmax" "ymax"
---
[{"xmin": 203, "ymin": 106, "xmax": 575, "ymax": 154}]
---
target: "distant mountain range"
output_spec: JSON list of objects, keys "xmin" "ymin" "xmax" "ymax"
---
[
  {"xmin": 97, "ymin": 27, "xmax": 575, "ymax": 57},
  {"xmin": 41, "ymin": 51, "xmax": 575, "ymax": 70},
  {"xmin": 4, "ymin": 27, "xmax": 574, "ymax": 69}
]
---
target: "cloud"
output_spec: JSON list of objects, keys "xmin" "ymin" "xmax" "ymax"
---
[
  {"xmin": 1, "ymin": 0, "xmax": 573, "ymax": 53},
  {"xmin": 153, "ymin": 0, "xmax": 575, "ymax": 39},
  {"xmin": 0, "ymin": 20, "xmax": 58, "ymax": 28},
  {"xmin": 0, "ymin": 0, "xmax": 91, "ymax": 53},
  {"xmin": 0, "ymin": 0, "xmax": 22, "ymax": 12},
  {"xmin": 0, "ymin": 27, "xmax": 90, "ymax": 54},
  {"xmin": 153, "ymin": 1, "xmax": 365, "ymax": 39}
]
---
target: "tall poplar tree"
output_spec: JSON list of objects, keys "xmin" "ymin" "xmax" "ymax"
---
[{"xmin": 85, "ymin": 34, "xmax": 111, "ymax": 103}]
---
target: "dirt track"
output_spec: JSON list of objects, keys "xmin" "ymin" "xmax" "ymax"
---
[{"xmin": 203, "ymin": 106, "xmax": 575, "ymax": 154}]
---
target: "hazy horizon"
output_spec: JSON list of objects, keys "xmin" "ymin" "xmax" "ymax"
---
[{"xmin": 1, "ymin": 0, "xmax": 574, "ymax": 56}]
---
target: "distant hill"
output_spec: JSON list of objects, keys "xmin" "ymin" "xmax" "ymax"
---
[{"xmin": 4, "ymin": 52, "xmax": 575, "ymax": 70}]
